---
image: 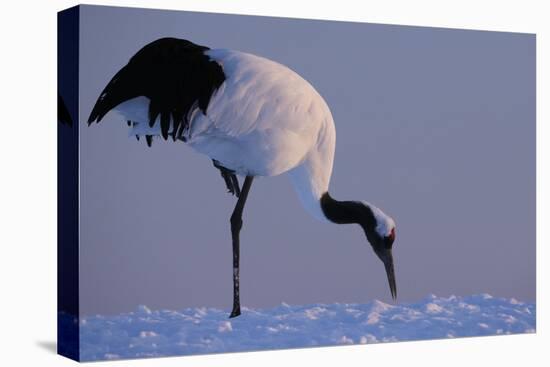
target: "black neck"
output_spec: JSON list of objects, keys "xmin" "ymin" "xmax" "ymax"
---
[{"xmin": 320, "ymin": 192, "xmax": 376, "ymax": 231}]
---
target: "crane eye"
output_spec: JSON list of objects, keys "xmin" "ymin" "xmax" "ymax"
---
[{"xmin": 385, "ymin": 228, "xmax": 396, "ymax": 248}]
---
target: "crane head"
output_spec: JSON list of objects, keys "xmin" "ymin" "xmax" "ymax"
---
[{"xmin": 360, "ymin": 203, "xmax": 397, "ymax": 301}]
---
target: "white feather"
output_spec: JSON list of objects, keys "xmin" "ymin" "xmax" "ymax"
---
[{"xmin": 364, "ymin": 201, "xmax": 396, "ymax": 237}]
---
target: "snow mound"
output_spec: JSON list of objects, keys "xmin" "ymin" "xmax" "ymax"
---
[{"xmin": 77, "ymin": 294, "xmax": 535, "ymax": 361}]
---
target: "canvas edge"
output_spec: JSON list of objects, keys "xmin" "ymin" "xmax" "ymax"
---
[{"xmin": 57, "ymin": 5, "xmax": 81, "ymax": 362}]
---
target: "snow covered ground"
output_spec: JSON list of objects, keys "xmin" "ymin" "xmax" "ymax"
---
[{"xmin": 77, "ymin": 294, "xmax": 535, "ymax": 361}]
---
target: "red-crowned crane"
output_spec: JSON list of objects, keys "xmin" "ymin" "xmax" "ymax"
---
[{"xmin": 88, "ymin": 38, "xmax": 397, "ymax": 318}]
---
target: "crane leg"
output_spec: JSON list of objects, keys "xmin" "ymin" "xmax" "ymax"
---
[
  {"xmin": 229, "ymin": 175, "xmax": 254, "ymax": 318},
  {"xmin": 213, "ymin": 160, "xmax": 241, "ymax": 197}
]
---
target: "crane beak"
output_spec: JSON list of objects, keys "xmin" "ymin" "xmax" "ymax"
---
[{"xmin": 376, "ymin": 248, "xmax": 397, "ymax": 301}]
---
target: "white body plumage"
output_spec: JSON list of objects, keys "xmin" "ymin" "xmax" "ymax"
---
[{"xmin": 116, "ymin": 49, "xmax": 336, "ymax": 222}]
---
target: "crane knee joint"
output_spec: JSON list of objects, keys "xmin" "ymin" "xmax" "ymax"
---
[{"xmin": 230, "ymin": 215, "xmax": 243, "ymax": 231}]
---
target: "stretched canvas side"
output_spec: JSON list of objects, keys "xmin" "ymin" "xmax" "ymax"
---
[{"xmin": 57, "ymin": 5, "xmax": 80, "ymax": 362}]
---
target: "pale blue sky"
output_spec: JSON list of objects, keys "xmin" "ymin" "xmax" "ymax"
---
[{"xmin": 78, "ymin": 5, "xmax": 535, "ymax": 315}]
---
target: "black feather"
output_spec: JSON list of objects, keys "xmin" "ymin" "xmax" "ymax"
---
[
  {"xmin": 87, "ymin": 38, "xmax": 225, "ymax": 141},
  {"xmin": 160, "ymin": 112, "xmax": 170, "ymax": 140},
  {"xmin": 58, "ymin": 94, "xmax": 73, "ymax": 126}
]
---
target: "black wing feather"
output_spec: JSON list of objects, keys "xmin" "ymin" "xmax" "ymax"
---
[
  {"xmin": 87, "ymin": 38, "xmax": 225, "ymax": 141},
  {"xmin": 58, "ymin": 94, "xmax": 73, "ymax": 126}
]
